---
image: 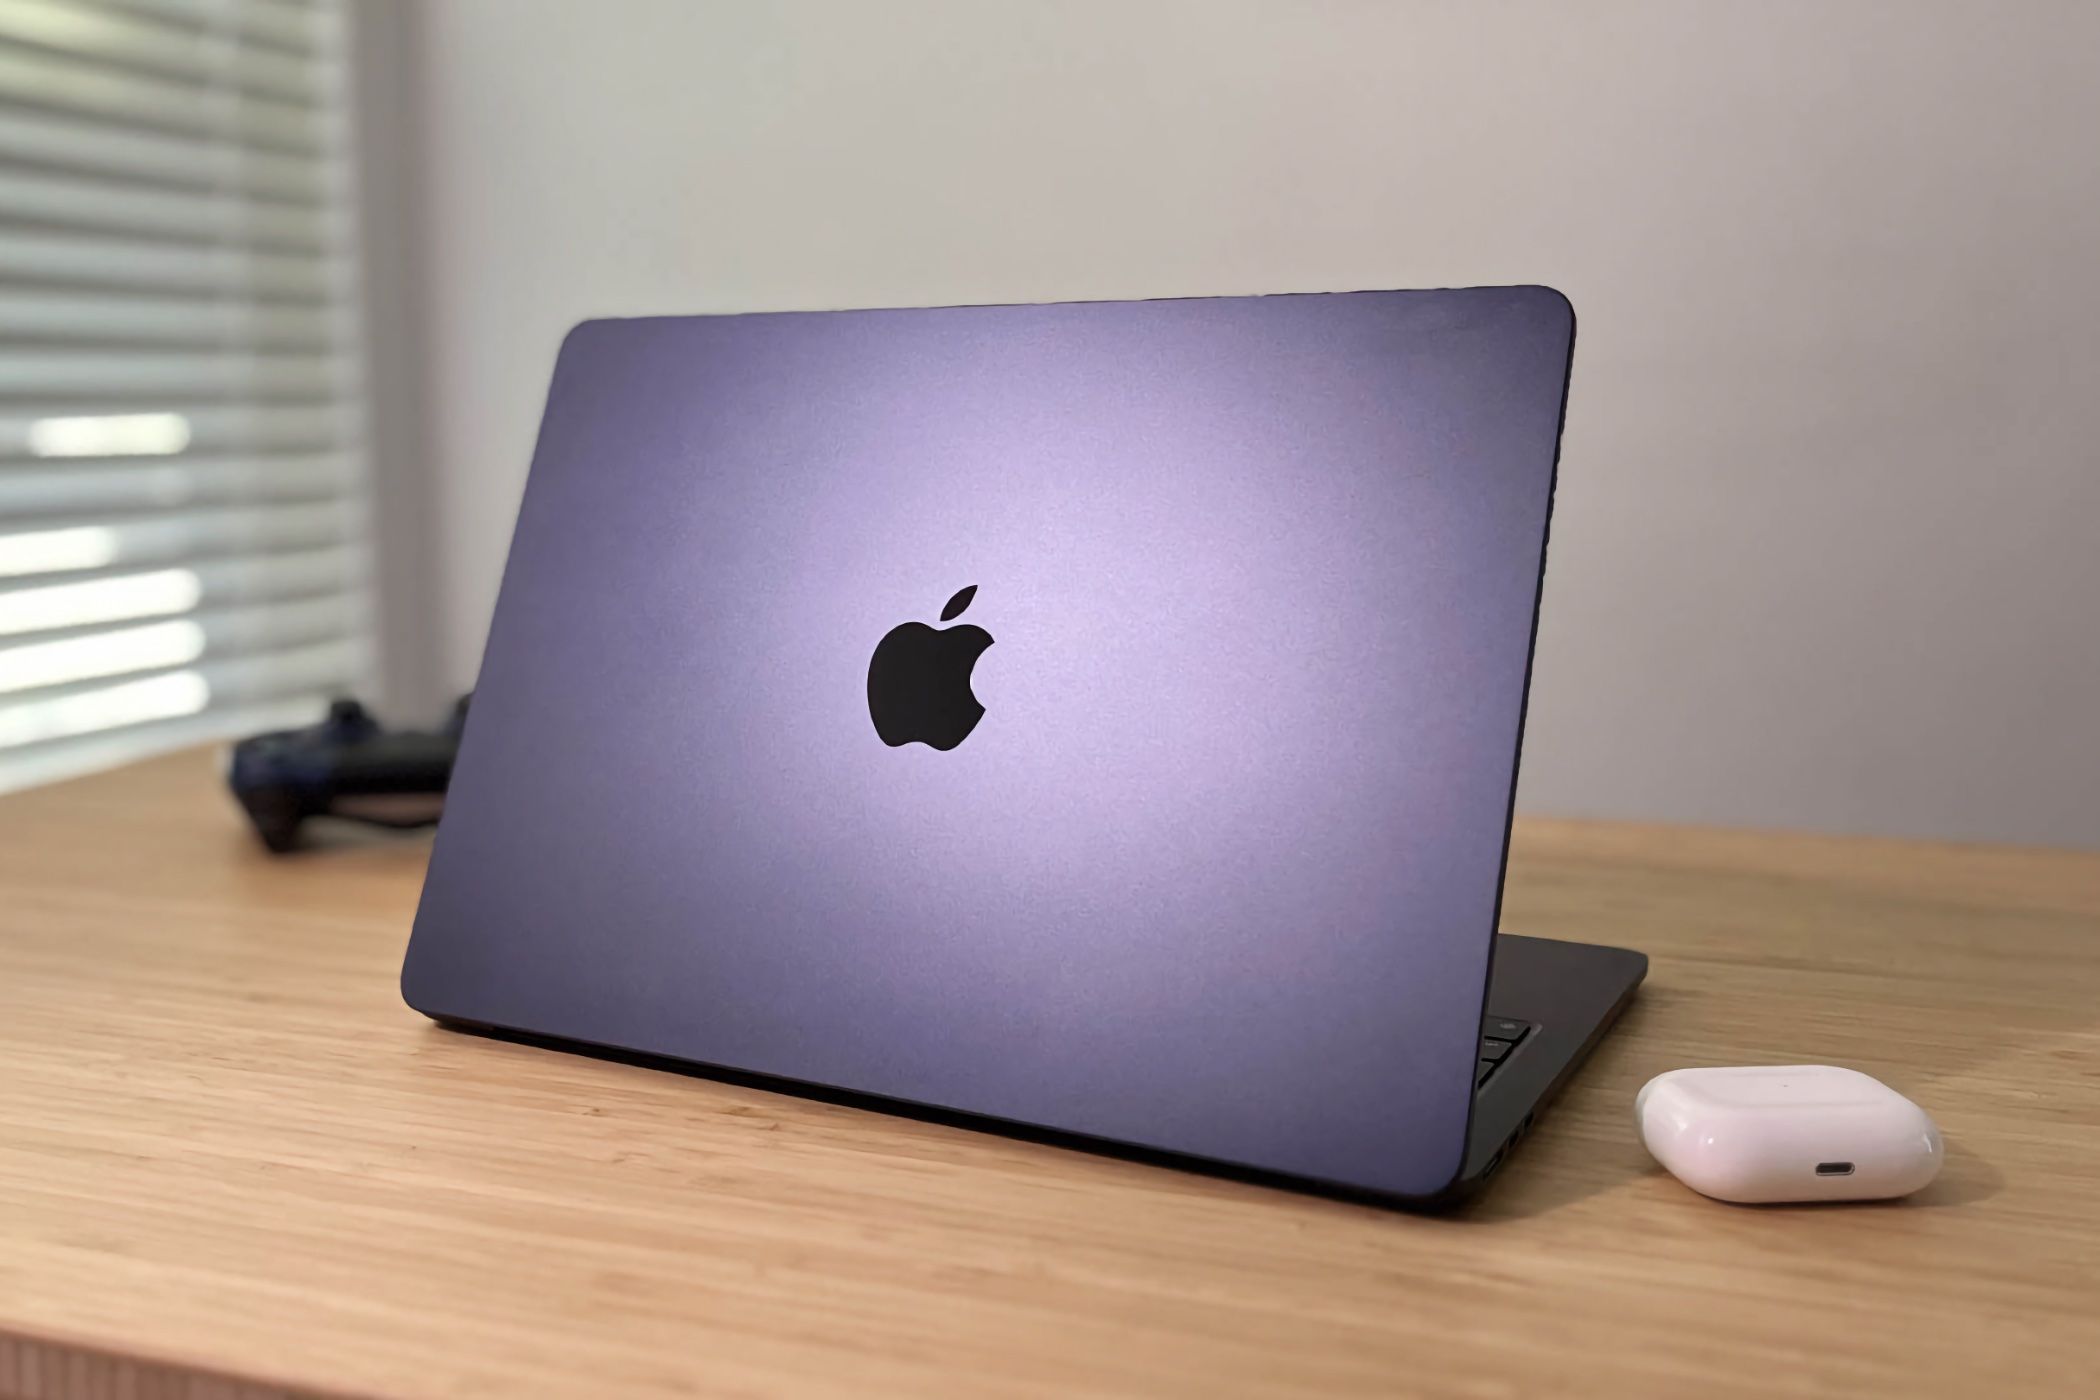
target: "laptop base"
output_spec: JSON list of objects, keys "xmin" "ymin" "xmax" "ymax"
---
[{"xmin": 1459, "ymin": 933, "xmax": 1649, "ymax": 1197}]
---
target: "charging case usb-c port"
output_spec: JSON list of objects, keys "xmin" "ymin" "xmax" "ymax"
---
[{"xmin": 1814, "ymin": 1162, "xmax": 1855, "ymax": 1177}]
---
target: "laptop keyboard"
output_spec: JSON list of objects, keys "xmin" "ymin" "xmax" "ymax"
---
[{"xmin": 1476, "ymin": 1016, "xmax": 1537, "ymax": 1090}]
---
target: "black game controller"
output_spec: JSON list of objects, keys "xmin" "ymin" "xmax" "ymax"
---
[{"xmin": 228, "ymin": 696, "xmax": 469, "ymax": 853}]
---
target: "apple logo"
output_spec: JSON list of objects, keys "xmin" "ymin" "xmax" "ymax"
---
[{"xmin": 866, "ymin": 585, "xmax": 994, "ymax": 750}]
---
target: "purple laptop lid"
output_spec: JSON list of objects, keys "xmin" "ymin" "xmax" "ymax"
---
[{"xmin": 403, "ymin": 287, "xmax": 1575, "ymax": 1201}]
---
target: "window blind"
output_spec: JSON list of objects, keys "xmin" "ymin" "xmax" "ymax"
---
[{"xmin": 0, "ymin": 0, "xmax": 371, "ymax": 794}]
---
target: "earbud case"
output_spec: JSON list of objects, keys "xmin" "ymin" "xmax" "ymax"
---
[{"xmin": 1636, "ymin": 1065, "xmax": 1943, "ymax": 1204}]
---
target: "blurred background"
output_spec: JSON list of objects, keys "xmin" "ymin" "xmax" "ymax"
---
[{"xmin": 0, "ymin": 0, "xmax": 2094, "ymax": 846}]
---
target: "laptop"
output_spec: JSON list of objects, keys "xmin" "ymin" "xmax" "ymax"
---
[{"xmin": 402, "ymin": 286, "xmax": 1646, "ymax": 1208}]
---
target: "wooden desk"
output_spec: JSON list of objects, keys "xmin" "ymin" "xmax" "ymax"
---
[{"xmin": 1, "ymin": 752, "xmax": 2095, "ymax": 1399}]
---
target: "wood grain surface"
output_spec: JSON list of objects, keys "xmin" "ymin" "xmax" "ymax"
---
[{"xmin": 1, "ymin": 750, "xmax": 2095, "ymax": 1399}]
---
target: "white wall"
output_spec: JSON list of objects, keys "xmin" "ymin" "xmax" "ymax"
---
[{"xmin": 397, "ymin": 0, "xmax": 2100, "ymax": 848}]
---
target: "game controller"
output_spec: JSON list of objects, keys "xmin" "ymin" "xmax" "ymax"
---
[{"xmin": 228, "ymin": 696, "xmax": 469, "ymax": 853}]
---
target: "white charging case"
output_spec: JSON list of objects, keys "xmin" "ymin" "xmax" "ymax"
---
[{"xmin": 1636, "ymin": 1065, "xmax": 1943, "ymax": 1204}]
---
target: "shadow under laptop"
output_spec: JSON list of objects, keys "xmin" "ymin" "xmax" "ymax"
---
[{"xmin": 436, "ymin": 1017, "xmax": 1559, "ymax": 1216}]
